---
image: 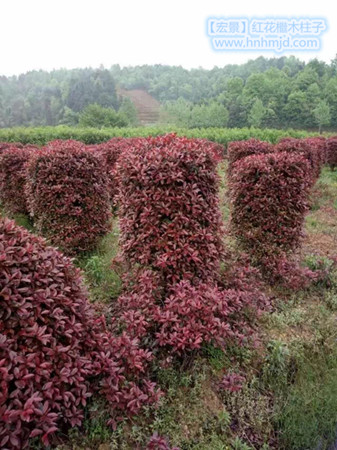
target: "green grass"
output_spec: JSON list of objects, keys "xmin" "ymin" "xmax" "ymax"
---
[
  {"xmin": 277, "ymin": 347, "xmax": 337, "ymax": 449},
  {"xmin": 0, "ymin": 209, "xmax": 34, "ymax": 232},
  {"xmin": 77, "ymin": 218, "xmax": 122, "ymax": 302}
]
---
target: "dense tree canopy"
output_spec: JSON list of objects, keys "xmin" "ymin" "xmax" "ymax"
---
[{"xmin": 1, "ymin": 56, "xmax": 337, "ymax": 130}]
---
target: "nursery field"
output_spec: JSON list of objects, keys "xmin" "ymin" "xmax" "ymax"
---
[
  {"xmin": 71, "ymin": 163, "xmax": 337, "ymax": 450},
  {"xmin": 0, "ymin": 134, "xmax": 337, "ymax": 450}
]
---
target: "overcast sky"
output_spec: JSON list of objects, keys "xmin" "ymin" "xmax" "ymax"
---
[{"xmin": 0, "ymin": 0, "xmax": 336, "ymax": 76}]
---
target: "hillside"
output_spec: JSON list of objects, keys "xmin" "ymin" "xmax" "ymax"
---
[
  {"xmin": 118, "ymin": 88, "xmax": 161, "ymax": 125},
  {"xmin": 1, "ymin": 56, "xmax": 337, "ymax": 130}
]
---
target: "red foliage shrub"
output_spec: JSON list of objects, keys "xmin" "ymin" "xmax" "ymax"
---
[
  {"xmin": 194, "ymin": 138, "xmax": 225, "ymax": 162},
  {"xmin": 229, "ymin": 152, "xmax": 311, "ymax": 277},
  {"xmin": 118, "ymin": 270, "xmax": 262, "ymax": 354},
  {"xmin": 26, "ymin": 140, "xmax": 112, "ymax": 253},
  {"xmin": 117, "ymin": 134, "xmax": 224, "ymax": 287},
  {"xmin": 219, "ymin": 251, "xmax": 271, "ymax": 312},
  {"xmin": 259, "ymin": 253, "xmax": 318, "ymax": 290},
  {"xmin": 0, "ymin": 143, "xmax": 25, "ymax": 152},
  {"xmin": 0, "ymin": 146, "xmax": 37, "ymax": 215},
  {"xmin": 227, "ymin": 139, "xmax": 273, "ymax": 176},
  {"xmin": 275, "ymin": 137, "xmax": 324, "ymax": 184},
  {"xmin": 45, "ymin": 139, "xmax": 84, "ymax": 150},
  {"xmin": 88, "ymin": 137, "xmax": 140, "ymax": 208},
  {"xmin": 303, "ymin": 136, "xmax": 326, "ymax": 163},
  {"xmin": 0, "ymin": 219, "xmax": 160, "ymax": 449},
  {"xmin": 116, "ymin": 134, "xmax": 270, "ymax": 354},
  {"xmin": 326, "ymin": 137, "xmax": 337, "ymax": 170}
]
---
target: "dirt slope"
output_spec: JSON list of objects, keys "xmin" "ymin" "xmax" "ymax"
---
[{"xmin": 118, "ymin": 88, "xmax": 161, "ymax": 125}]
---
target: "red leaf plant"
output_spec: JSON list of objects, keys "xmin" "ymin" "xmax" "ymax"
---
[
  {"xmin": 275, "ymin": 137, "xmax": 325, "ymax": 185},
  {"xmin": 116, "ymin": 134, "xmax": 224, "ymax": 288},
  {"xmin": 146, "ymin": 432, "xmax": 180, "ymax": 450},
  {"xmin": 229, "ymin": 152, "xmax": 312, "ymax": 285},
  {"xmin": 303, "ymin": 136, "xmax": 327, "ymax": 166},
  {"xmin": 0, "ymin": 143, "xmax": 26, "ymax": 152},
  {"xmin": 194, "ymin": 138, "xmax": 225, "ymax": 162},
  {"xmin": 118, "ymin": 270, "xmax": 263, "ymax": 354},
  {"xmin": 88, "ymin": 137, "xmax": 141, "ymax": 208},
  {"xmin": 25, "ymin": 140, "xmax": 112, "ymax": 254},
  {"xmin": 0, "ymin": 219, "xmax": 160, "ymax": 449},
  {"xmin": 227, "ymin": 139, "xmax": 273, "ymax": 178},
  {"xmin": 116, "ymin": 135, "xmax": 266, "ymax": 355},
  {"xmin": 0, "ymin": 146, "xmax": 37, "ymax": 215},
  {"xmin": 219, "ymin": 372, "xmax": 246, "ymax": 393}
]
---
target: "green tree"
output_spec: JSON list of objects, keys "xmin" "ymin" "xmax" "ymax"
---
[
  {"xmin": 325, "ymin": 77, "xmax": 337, "ymax": 127},
  {"xmin": 78, "ymin": 104, "xmax": 128, "ymax": 128},
  {"xmin": 118, "ymin": 97, "xmax": 138, "ymax": 126},
  {"xmin": 313, "ymin": 100, "xmax": 331, "ymax": 133},
  {"xmin": 162, "ymin": 98, "xmax": 192, "ymax": 126},
  {"xmin": 189, "ymin": 102, "xmax": 228, "ymax": 128},
  {"xmin": 283, "ymin": 91, "xmax": 311, "ymax": 129},
  {"xmin": 66, "ymin": 69, "xmax": 118, "ymax": 112},
  {"xmin": 60, "ymin": 106, "xmax": 79, "ymax": 126},
  {"xmin": 206, "ymin": 102, "xmax": 229, "ymax": 127},
  {"xmin": 248, "ymin": 99, "xmax": 266, "ymax": 128},
  {"xmin": 0, "ymin": 56, "xmax": 335, "ymax": 129}
]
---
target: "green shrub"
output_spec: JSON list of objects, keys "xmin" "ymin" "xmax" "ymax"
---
[
  {"xmin": 0, "ymin": 125, "xmax": 324, "ymax": 147},
  {"xmin": 78, "ymin": 104, "xmax": 128, "ymax": 128}
]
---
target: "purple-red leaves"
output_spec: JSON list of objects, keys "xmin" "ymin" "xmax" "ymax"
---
[
  {"xmin": 229, "ymin": 151, "xmax": 311, "ymax": 285},
  {"xmin": 117, "ymin": 135, "xmax": 263, "ymax": 354},
  {"xmin": 0, "ymin": 219, "xmax": 160, "ymax": 449},
  {"xmin": 0, "ymin": 145, "xmax": 37, "ymax": 215},
  {"xmin": 227, "ymin": 139, "xmax": 273, "ymax": 176},
  {"xmin": 118, "ymin": 268, "xmax": 263, "ymax": 354},
  {"xmin": 88, "ymin": 137, "xmax": 140, "ymax": 208},
  {"xmin": 25, "ymin": 140, "xmax": 112, "ymax": 254},
  {"xmin": 220, "ymin": 372, "xmax": 246, "ymax": 393},
  {"xmin": 275, "ymin": 137, "xmax": 325, "ymax": 185},
  {"xmin": 116, "ymin": 134, "xmax": 224, "ymax": 287},
  {"xmin": 227, "ymin": 137, "xmax": 326, "ymax": 187},
  {"xmin": 146, "ymin": 432, "xmax": 180, "ymax": 450}
]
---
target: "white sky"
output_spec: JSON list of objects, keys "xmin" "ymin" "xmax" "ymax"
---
[{"xmin": 0, "ymin": 0, "xmax": 336, "ymax": 76}]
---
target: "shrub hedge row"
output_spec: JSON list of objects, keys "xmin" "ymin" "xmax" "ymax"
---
[
  {"xmin": 0, "ymin": 135, "xmax": 224, "ymax": 255},
  {"xmin": 0, "ymin": 133, "xmax": 332, "ymax": 257},
  {"xmin": 88, "ymin": 137, "xmax": 140, "ymax": 207},
  {"xmin": 229, "ymin": 152, "xmax": 311, "ymax": 257},
  {"xmin": 227, "ymin": 138, "xmax": 273, "ymax": 175},
  {"xmin": 275, "ymin": 137, "xmax": 325, "ymax": 185},
  {"xmin": 0, "ymin": 125, "xmax": 326, "ymax": 147}
]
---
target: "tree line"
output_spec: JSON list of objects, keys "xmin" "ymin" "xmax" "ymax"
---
[{"xmin": 1, "ymin": 56, "xmax": 337, "ymax": 130}]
